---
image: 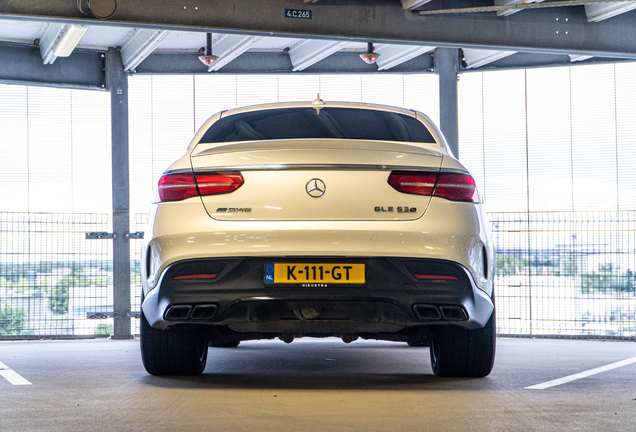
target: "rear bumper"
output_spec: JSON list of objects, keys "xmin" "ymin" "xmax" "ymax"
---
[
  {"xmin": 142, "ymin": 198, "xmax": 495, "ymax": 296},
  {"xmin": 142, "ymin": 257, "xmax": 494, "ymax": 332}
]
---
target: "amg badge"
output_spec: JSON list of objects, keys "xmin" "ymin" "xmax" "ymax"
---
[{"xmin": 216, "ymin": 207, "xmax": 252, "ymax": 213}]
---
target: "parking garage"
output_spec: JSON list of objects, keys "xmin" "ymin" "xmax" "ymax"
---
[{"xmin": 1, "ymin": 1, "xmax": 636, "ymax": 430}]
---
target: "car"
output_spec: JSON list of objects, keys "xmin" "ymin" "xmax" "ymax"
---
[{"xmin": 139, "ymin": 97, "xmax": 496, "ymax": 377}]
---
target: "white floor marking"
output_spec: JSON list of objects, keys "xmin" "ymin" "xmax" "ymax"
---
[
  {"xmin": 525, "ymin": 356, "xmax": 636, "ymax": 390},
  {"xmin": 0, "ymin": 361, "xmax": 32, "ymax": 386}
]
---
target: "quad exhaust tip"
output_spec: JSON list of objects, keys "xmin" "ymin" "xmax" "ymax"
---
[
  {"xmin": 413, "ymin": 304, "xmax": 468, "ymax": 321},
  {"xmin": 164, "ymin": 304, "xmax": 218, "ymax": 321}
]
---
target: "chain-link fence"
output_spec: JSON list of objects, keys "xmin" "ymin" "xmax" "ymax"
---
[
  {"xmin": 0, "ymin": 212, "xmax": 113, "ymax": 339},
  {"xmin": 130, "ymin": 213, "xmax": 148, "ymax": 336},
  {"xmin": 2, "ymin": 211, "xmax": 635, "ymax": 341},
  {"xmin": 492, "ymin": 211, "xmax": 636, "ymax": 340}
]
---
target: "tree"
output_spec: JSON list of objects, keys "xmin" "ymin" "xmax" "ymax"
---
[
  {"xmin": 48, "ymin": 276, "xmax": 73, "ymax": 315},
  {"xmin": 496, "ymin": 255, "xmax": 527, "ymax": 276},
  {"xmin": 0, "ymin": 301, "xmax": 26, "ymax": 336},
  {"xmin": 580, "ymin": 264, "xmax": 635, "ymax": 294}
]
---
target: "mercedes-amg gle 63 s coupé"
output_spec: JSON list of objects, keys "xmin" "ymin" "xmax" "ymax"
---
[{"xmin": 140, "ymin": 98, "xmax": 496, "ymax": 377}]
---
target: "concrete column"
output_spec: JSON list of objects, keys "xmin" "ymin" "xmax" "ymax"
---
[
  {"xmin": 106, "ymin": 48, "xmax": 131, "ymax": 339},
  {"xmin": 435, "ymin": 48, "xmax": 460, "ymax": 158}
]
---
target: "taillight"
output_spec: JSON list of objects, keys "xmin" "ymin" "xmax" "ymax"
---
[
  {"xmin": 388, "ymin": 172, "xmax": 437, "ymax": 195},
  {"xmin": 388, "ymin": 171, "xmax": 481, "ymax": 203},
  {"xmin": 158, "ymin": 173, "xmax": 198, "ymax": 202},
  {"xmin": 195, "ymin": 172, "xmax": 243, "ymax": 196},
  {"xmin": 158, "ymin": 171, "xmax": 244, "ymax": 202},
  {"xmin": 435, "ymin": 173, "xmax": 480, "ymax": 203}
]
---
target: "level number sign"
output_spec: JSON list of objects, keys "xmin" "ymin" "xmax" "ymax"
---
[{"xmin": 285, "ymin": 9, "xmax": 312, "ymax": 19}]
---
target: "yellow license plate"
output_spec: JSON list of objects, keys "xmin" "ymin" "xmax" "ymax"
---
[{"xmin": 264, "ymin": 263, "xmax": 365, "ymax": 284}]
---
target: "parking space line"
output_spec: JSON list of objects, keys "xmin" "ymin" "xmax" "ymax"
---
[
  {"xmin": 0, "ymin": 361, "xmax": 32, "ymax": 386},
  {"xmin": 525, "ymin": 357, "xmax": 636, "ymax": 390}
]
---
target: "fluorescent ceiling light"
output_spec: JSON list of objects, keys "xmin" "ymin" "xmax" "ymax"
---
[{"xmin": 52, "ymin": 24, "xmax": 89, "ymax": 57}]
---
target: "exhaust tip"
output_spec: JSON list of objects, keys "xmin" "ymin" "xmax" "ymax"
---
[
  {"xmin": 439, "ymin": 305, "xmax": 468, "ymax": 321},
  {"xmin": 191, "ymin": 304, "xmax": 218, "ymax": 320},
  {"xmin": 165, "ymin": 305, "xmax": 192, "ymax": 320},
  {"xmin": 413, "ymin": 304, "xmax": 442, "ymax": 320}
]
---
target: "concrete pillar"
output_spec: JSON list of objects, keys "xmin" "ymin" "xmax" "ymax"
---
[
  {"xmin": 105, "ymin": 48, "xmax": 131, "ymax": 339},
  {"xmin": 435, "ymin": 48, "xmax": 460, "ymax": 158}
]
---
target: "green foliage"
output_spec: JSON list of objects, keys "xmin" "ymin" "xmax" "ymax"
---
[
  {"xmin": 560, "ymin": 254, "xmax": 578, "ymax": 276},
  {"xmin": 0, "ymin": 277, "xmax": 14, "ymax": 290},
  {"xmin": 496, "ymin": 255, "xmax": 527, "ymax": 276},
  {"xmin": 0, "ymin": 301, "xmax": 26, "ymax": 336},
  {"xmin": 95, "ymin": 323, "xmax": 113, "ymax": 336},
  {"xmin": 581, "ymin": 273, "xmax": 602, "ymax": 294},
  {"xmin": 581, "ymin": 264, "xmax": 635, "ymax": 294},
  {"xmin": 48, "ymin": 276, "xmax": 74, "ymax": 315}
]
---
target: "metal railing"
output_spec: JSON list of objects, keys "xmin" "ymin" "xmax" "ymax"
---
[
  {"xmin": 491, "ymin": 211, "xmax": 636, "ymax": 340},
  {"xmin": 0, "ymin": 212, "xmax": 113, "ymax": 339},
  {"xmin": 1, "ymin": 211, "xmax": 635, "ymax": 341}
]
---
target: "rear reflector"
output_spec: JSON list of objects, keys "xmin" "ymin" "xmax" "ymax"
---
[
  {"xmin": 173, "ymin": 274, "xmax": 218, "ymax": 280},
  {"xmin": 388, "ymin": 171, "xmax": 481, "ymax": 203},
  {"xmin": 413, "ymin": 274, "xmax": 459, "ymax": 281},
  {"xmin": 158, "ymin": 171, "xmax": 244, "ymax": 202}
]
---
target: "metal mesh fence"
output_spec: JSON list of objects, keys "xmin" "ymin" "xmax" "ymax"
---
[
  {"xmin": 0, "ymin": 212, "xmax": 113, "ymax": 339},
  {"xmin": 491, "ymin": 211, "xmax": 636, "ymax": 340},
  {"xmin": 130, "ymin": 213, "xmax": 149, "ymax": 336},
  {"xmin": 2, "ymin": 211, "xmax": 635, "ymax": 341}
]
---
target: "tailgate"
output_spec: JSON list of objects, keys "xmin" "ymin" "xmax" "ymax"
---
[{"xmin": 190, "ymin": 140, "xmax": 442, "ymax": 221}]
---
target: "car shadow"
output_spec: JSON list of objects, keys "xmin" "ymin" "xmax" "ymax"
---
[{"xmin": 137, "ymin": 340, "xmax": 492, "ymax": 391}]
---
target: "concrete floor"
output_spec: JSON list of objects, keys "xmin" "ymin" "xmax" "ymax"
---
[{"xmin": 0, "ymin": 337, "xmax": 635, "ymax": 432}]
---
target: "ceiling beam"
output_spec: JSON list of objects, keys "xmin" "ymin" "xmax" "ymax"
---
[
  {"xmin": 418, "ymin": 0, "xmax": 636, "ymax": 15},
  {"xmin": 120, "ymin": 28, "xmax": 170, "ymax": 72},
  {"xmin": 467, "ymin": 51, "xmax": 628, "ymax": 70},
  {"xmin": 585, "ymin": 2, "xmax": 636, "ymax": 21},
  {"xmin": 494, "ymin": 0, "xmax": 546, "ymax": 17},
  {"xmin": 288, "ymin": 40, "xmax": 350, "ymax": 71},
  {"xmin": 2, "ymin": 0, "xmax": 636, "ymax": 59},
  {"xmin": 207, "ymin": 34, "xmax": 262, "ymax": 72},
  {"xmin": 135, "ymin": 51, "xmax": 436, "ymax": 75},
  {"xmin": 401, "ymin": 0, "xmax": 433, "ymax": 10},
  {"xmin": 462, "ymin": 48, "xmax": 517, "ymax": 69},
  {"xmin": 569, "ymin": 54, "xmax": 593, "ymax": 61},
  {"xmin": 374, "ymin": 44, "xmax": 434, "ymax": 71},
  {"xmin": 0, "ymin": 42, "xmax": 105, "ymax": 89}
]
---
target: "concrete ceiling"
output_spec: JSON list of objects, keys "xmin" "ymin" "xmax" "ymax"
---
[{"xmin": 1, "ymin": 0, "xmax": 635, "ymax": 90}]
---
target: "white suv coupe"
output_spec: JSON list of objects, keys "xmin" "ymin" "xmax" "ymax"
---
[{"xmin": 140, "ymin": 98, "xmax": 496, "ymax": 377}]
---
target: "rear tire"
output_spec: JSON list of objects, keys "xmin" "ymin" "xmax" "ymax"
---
[
  {"xmin": 209, "ymin": 341, "xmax": 240, "ymax": 348},
  {"xmin": 140, "ymin": 311, "xmax": 208, "ymax": 375},
  {"xmin": 429, "ymin": 309, "xmax": 496, "ymax": 377}
]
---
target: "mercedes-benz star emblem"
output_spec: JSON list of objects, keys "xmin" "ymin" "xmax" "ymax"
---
[{"xmin": 305, "ymin": 178, "xmax": 326, "ymax": 198}]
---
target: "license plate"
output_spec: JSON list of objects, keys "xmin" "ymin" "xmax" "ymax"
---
[{"xmin": 264, "ymin": 263, "xmax": 365, "ymax": 284}]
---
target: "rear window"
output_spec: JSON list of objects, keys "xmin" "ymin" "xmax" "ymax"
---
[{"xmin": 199, "ymin": 107, "xmax": 436, "ymax": 144}]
